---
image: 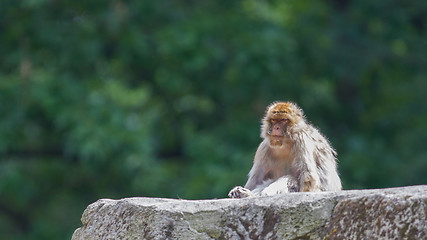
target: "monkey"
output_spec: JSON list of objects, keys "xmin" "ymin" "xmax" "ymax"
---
[{"xmin": 228, "ymin": 101, "xmax": 341, "ymax": 198}]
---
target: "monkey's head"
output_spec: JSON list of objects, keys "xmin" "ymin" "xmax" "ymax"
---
[{"xmin": 261, "ymin": 102, "xmax": 305, "ymax": 147}]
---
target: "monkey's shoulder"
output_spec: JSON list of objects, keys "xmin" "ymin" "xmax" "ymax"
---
[
  {"xmin": 290, "ymin": 123, "xmax": 336, "ymax": 154},
  {"xmin": 290, "ymin": 123, "xmax": 323, "ymax": 141}
]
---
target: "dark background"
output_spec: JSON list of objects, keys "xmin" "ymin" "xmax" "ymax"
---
[{"xmin": 1, "ymin": 0, "xmax": 426, "ymax": 239}]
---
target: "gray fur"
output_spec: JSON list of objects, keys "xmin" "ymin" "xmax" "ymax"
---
[{"xmin": 229, "ymin": 102, "xmax": 341, "ymax": 198}]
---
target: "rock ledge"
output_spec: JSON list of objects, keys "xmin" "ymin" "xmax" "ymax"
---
[{"xmin": 72, "ymin": 185, "xmax": 427, "ymax": 239}]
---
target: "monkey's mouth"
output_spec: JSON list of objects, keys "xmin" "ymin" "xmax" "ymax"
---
[{"xmin": 269, "ymin": 136, "xmax": 284, "ymax": 147}]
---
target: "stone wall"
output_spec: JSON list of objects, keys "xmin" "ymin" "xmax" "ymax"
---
[{"xmin": 72, "ymin": 185, "xmax": 427, "ymax": 239}]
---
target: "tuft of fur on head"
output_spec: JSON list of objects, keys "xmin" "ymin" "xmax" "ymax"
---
[{"xmin": 260, "ymin": 101, "xmax": 305, "ymax": 139}]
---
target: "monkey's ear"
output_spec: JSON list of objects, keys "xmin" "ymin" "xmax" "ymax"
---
[
  {"xmin": 289, "ymin": 102, "xmax": 305, "ymax": 119},
  {"xmin": 297, "ymin": 106, "xmax": 304, "ymax": 117}
]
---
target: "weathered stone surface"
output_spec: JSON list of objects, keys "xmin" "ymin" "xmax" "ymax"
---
[{"xmin": 72, "ymin": 185, "xmax": 427, "ymax": 240}]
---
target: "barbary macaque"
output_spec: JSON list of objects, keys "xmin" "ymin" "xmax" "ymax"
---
[{"xmin": 229, "ymin": 101, "xmax": 341, "ymax": 198}]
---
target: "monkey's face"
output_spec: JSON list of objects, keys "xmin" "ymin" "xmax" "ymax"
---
[
  {"xmin": 267, "ymin": 118, "xmax": 290, "ymax": 147},
  {"xmin": 261, "ymin": 102, "xmax": 304, "ymax": 147}
]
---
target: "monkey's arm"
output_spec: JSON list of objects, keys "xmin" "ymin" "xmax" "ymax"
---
[
  {"xmin": 293, "ymin": 127, "xmax": 323, "ymax": 192},
  {"xmin": 228, "ymin": 141, "xmax": 270, "ymax": 198},
  {"xmin": 302, "ymin": 126, "xmax": 342, "ymax": 191},
  {"xmin": 244, "ymin": 140, "xmax": 270, "ymax": 190}
]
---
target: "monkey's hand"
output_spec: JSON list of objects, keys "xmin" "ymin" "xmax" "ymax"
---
[{"xmin": 228, "ymin": 186, "xmax": 255, "ymax": 198}]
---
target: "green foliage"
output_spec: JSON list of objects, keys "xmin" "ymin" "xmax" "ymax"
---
[{"xmin": 0, "ymin": 0, "xmax": 426, "ymax": 239}]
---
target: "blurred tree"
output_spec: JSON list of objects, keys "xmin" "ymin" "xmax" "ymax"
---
[{"xmin": 0, "ymin": 0, "xmax": 426, "ymax": 239}]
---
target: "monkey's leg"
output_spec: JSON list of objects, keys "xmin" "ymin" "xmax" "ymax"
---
[
  {"xmin": 300, "ymin": 172, "xmax": 321, "ymax": 192},
  {"xmin": 259, "ymin": 176, "xmax": 298, "ymax": 196},
  {"xmin": 228, "ymin": 186, "xmax": 255, "ymax": 198}
]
